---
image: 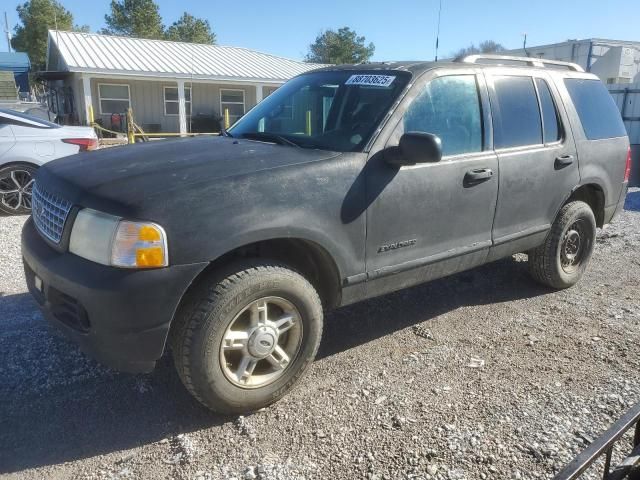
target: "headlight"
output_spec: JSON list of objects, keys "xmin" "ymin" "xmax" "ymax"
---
[{"xmin": 69, "ymin": 209, "xmax": 168, "ymax": 268}]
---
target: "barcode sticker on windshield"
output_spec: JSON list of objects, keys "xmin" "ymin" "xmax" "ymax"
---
[{"xmin": 345, "ymin": 75, "xmax": 396, "ymax": 87}]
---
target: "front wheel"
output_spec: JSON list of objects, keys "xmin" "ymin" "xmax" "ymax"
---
[
  {"xmin": 528, "ymin": 200, "xmax": 596, "ymax": 289},
  {"xmin": 0, "ymin": 164, "xmax": 38, "ymax": 215},
  {"xmin": 171, "ymin": 260, "xmax": 323, "ymax": 414}
]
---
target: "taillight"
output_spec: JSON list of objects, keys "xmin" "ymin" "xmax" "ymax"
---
[
  {"xmin": 624, "ymin": 147, "xmax": 632, "ymax": 182},
  {"xmin": 62, "ymin": 138, "xmax": 98, "ymax": 152}
]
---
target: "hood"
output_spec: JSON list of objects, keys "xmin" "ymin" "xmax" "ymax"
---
[{"xmin": 36, "ymin": 136, "xmax": 340, "ymax": 217}]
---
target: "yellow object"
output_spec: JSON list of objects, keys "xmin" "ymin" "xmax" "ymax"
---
[
  {"xmin": 88, "ymin": 105, "xmax": 94, "ymax": 124},
  {"xmin": 126, "ymin": 108, "xmax": 135, "ymax": 144},
  {"xmin": 133, "ymin": 132, "xmax": 220, "ymax": 137},
  {"xmin": 111, "ymin": 221, "xmax": 168, "ymax": 268},
  {"xmin": 91, "ymin": 122, "xmax": 125, "ymax": 137},
  {"xmin": 224, "ymin": 108, "xmax": 230, "ymax": 130},
  {"xmin": 305, "ymin": 110, "xmax": 312, "ymax": 136},
  {"xmin": 138, "ymin": 225, "xmax": 162, "ymax": 242},
  {"xmin": 134, "ymin": 224, "xmax": 165, "ymax": 267},
  {"xmin": 135, "ymin": 247, "xmax": 165, "ymax": 268}
]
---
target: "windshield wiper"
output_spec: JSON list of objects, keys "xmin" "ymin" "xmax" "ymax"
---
[{"xmin": 241, "ymin": 132, "xmax": 300, "ymax": 148}]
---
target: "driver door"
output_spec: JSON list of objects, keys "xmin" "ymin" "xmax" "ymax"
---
[{"xmin": 364, "ymin": 70, "xmax": 499, "ymax": 294}]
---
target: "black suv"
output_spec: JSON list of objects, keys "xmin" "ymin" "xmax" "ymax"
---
[{"xmin": 22, "ymin": 55, "xmax": 631, "ymax": 413}]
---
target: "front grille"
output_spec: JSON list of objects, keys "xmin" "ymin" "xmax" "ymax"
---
[{"xmin": 32, "ymin": 183, "xmax": 73, "ymax": 244}]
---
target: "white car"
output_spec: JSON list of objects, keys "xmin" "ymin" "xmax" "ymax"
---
[{"xmin": 0, "ymin": 108, "xmax": 97, "ymax": 215}]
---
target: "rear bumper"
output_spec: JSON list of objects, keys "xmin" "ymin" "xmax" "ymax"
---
[
  {"xmin": 604, "ymin": 181, "xmax": 628, "ymax": 224},
  {"xmin": 22, "ymin": 218, "xmax": 207, "ymax": 373}
]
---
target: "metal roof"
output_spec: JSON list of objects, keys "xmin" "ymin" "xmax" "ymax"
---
[{"xmin": 48, "ymin": 30, "xmax": 323, "ymax": 83}]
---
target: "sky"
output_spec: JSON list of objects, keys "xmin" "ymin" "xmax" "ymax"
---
[{"xmin": 2, "ymin": 0, "xmax": 638, "ymax": 61}]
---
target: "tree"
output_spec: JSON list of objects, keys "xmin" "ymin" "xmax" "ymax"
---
[
  {"xmin": 305, "ymin": 27, "xmax": 375, "ymax": 65},
  {"xmin": 11, "ymin": 0, "xmax": 88, "ymax": 70},
  {"xmin": 165, "ymin": 12, "xmax": 216, "ymax": 44},
  {"xmin": 451, "ymin": 40, "xmax": 506, "ymax": 60},
  {"xmin": 102, "ymin": 0, "xmax": 164, "ymax": 39}
]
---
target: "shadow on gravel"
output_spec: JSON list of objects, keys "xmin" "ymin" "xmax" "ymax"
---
[
  {"xmin": 318, "ymin": 256, "xmax": 549, "ymax": 359},
  {"xmin": 0, "ymin": 294, "xmax": 231, "ymax": 474},
  {"xmin": 0, "ymin": 257, "xmax": 550, "ymax": 474},
  {"xmin": 624, "ymin": 190, "xmax": 639, "ymax": 211}
]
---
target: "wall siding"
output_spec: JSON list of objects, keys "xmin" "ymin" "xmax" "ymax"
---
[
  {"xmin": 609, "ymin": 82, "xmax": 640, "ymax": 186},
  {"xmin": 506, "ymin": 41, "xmax": 640, "ymax": 84},
  {"xmin": 87, "ymin": 78, "xmax": 262, "ymax": 133}
]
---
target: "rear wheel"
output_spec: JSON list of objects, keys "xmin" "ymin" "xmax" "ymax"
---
[
  {"xmin": 171, "ymin": 260, "xmax": 323, "ymax": 414},
  {"xmin": 528, "ymin": 200, "xmax": 596, "ymax": 289},
  {"xmin": 0, "ymin": 163, "xmax": 38, "ymax": 216}
]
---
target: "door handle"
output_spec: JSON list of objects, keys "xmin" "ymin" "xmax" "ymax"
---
[
  {"xmin": 555, "ymin": 154, "xmax": 575, "ymax": 169},
  {"xmin": 464, "ymin": 168, "xmax": 494, "ymax": 187}
]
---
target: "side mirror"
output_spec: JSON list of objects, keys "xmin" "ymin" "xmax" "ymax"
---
[{"xmin": 386, "ymin": 132, "xmax": 442, "ymax": 166}]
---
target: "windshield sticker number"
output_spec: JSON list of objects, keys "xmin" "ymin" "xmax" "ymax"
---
[{"xmin": 345, "ymin": 75, "xmax": 396, "ymax": 88}]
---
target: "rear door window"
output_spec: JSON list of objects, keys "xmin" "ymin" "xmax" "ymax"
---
[
  {"xmin": 535, "ymin": 78, "xmax": 561, "ymax": 143},
  {"xmin": 493, "ymin": 76, "xmax": 542, "ymax": 149},
  {"xmin": 403, "ymin": 75, "xmax": 483, "ymax": 156},
  {"xmin": 564, "ymin": 78, "xmax": 626, "ymax": 140}
]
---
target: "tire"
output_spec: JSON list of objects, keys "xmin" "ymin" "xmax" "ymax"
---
[
  {"xmin": 171, "ymin": 260, "xmax": 323, "ymax": 414},
  {"xmin": 0, "ymin": 163, "xmax": 38, "ymax": 216},
  {"xmin": 528, "ymin": 200, "xmax": 596, "ymax": 289}
]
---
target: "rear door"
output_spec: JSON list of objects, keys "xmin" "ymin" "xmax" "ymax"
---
[
  {"xmin": 485, "ymin": 70, "xmax": 580, "ymax": 259},
  {"xmin": 364, "ymin": 69, "xmax": 498, "ymax": 287}
]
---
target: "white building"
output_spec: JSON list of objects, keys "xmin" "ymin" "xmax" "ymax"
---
[
  {"xmin": 43, "ymin": 30, "xmax": 323, "ymax": 134},
  {"xmin": 505, "ymin": 38, "xmax": 640, "ymax": 84}
]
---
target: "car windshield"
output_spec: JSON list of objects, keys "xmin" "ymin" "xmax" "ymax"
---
[{"xmin": 228, "ymin": 70, "xmax": 411, "ymax": 152}]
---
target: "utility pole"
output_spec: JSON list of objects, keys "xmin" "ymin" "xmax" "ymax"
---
[{"xmin": 4, "ymin": 12, "xmax": 11, "ymax": 52}]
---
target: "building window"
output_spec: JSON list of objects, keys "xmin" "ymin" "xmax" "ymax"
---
[
  {"xmin": 220, "ymin": 89, "xmax": 245, "ymax": 125},
  {"xmin": 98, "ymin": 84, "xmax": 130, "ymax": 115},
  {"xmin": 164, "ymin": 86, "xmax": 192, "ymax": 116}
]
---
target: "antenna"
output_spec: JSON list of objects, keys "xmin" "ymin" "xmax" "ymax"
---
[
  {"xmin": 523, "ymin": 32, "xmax": 529, "ymax": 57},
  {"xmin": 434, "ymin": 0, "xmax": 443, "ymax": 61},
  {"xmin": 3, "ymin": 12, "xmax": 11, "ymax": 52}
]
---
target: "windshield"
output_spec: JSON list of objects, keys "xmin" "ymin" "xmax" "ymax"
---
[{"xmin": 229, "ymin": 70, "xmax": 411, "ymax": 152}]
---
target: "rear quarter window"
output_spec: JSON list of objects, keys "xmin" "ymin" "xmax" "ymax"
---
[{"xmin": 564, "ymin": 79, "xmax": 626, "ymax": 140}]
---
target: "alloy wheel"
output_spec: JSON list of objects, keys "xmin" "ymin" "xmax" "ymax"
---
[
  {"xmin": 219, "ymin": 296, "xmax": 303, "ymax": 389},
  {"xmin": 0, "ymin": 169, "xmax": 35, "ymax": 212}
]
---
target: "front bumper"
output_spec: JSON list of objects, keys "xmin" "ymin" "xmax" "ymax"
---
[{"xmin": 22, "ymin": 218, "xmax": 207, "ymax": 373}]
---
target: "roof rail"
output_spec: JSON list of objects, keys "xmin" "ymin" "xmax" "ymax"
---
[{"xmin": 459, "ymin": 54, "xmax": 585, "ymax": 72}]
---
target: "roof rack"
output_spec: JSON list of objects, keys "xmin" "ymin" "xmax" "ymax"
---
[{"xmin": 459, "ymin": 54, "xmax": 585, "ymax": 72}]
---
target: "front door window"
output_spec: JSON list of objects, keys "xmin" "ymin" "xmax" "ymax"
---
[{"xmin": 403, "ymin": 75, "xmax": 483, "ymax": 156}]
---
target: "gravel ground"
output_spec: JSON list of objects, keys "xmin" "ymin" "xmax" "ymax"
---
[{"xmin": 1, "ymin": 190, "xmax": 639, "ymax": 480}]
